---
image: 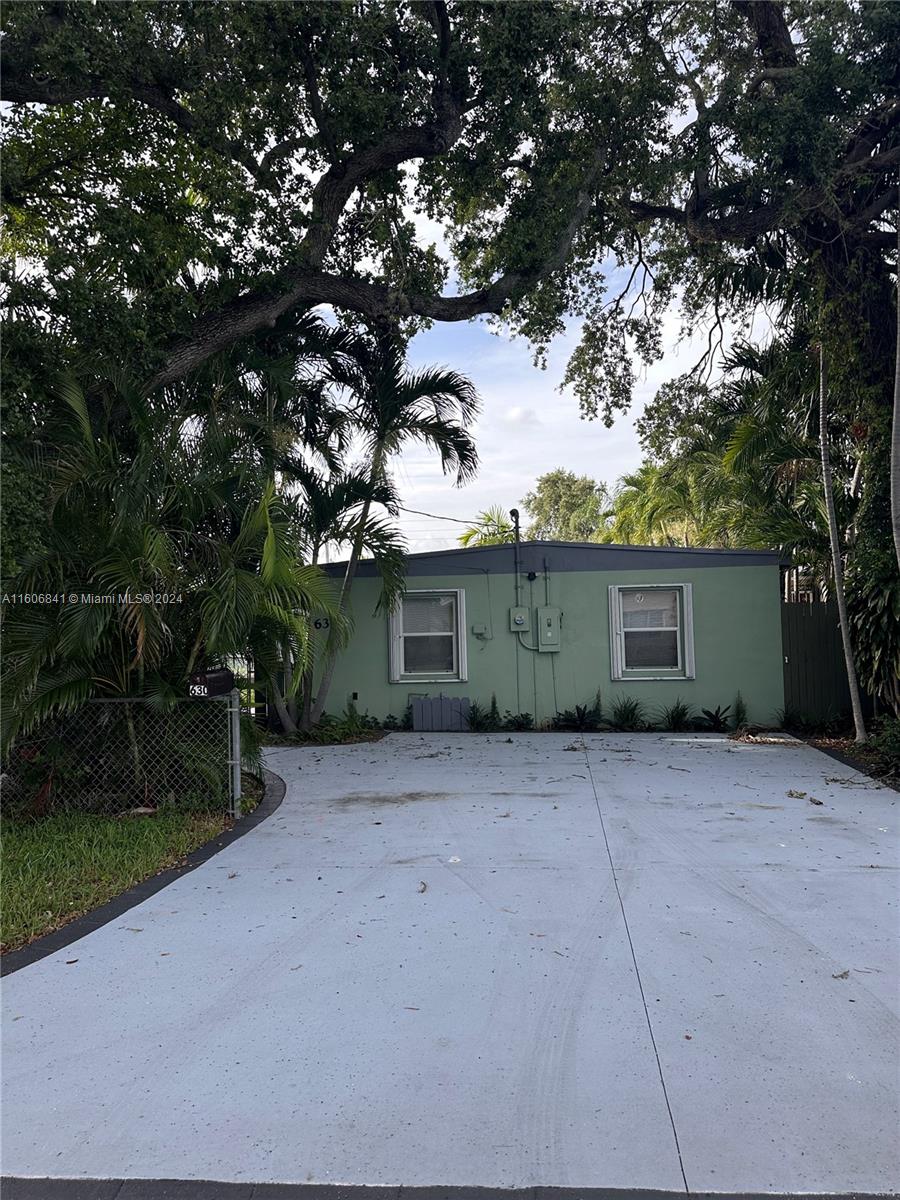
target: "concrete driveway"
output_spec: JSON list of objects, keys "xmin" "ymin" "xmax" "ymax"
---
[{"xmin": 2, "ymin": 733, "xmax": 898, "ymax": 1194}]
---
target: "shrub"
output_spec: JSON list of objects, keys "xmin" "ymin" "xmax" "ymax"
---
[
  {"xmin": 609, "ymin": 696, "xmax": 647, "ymax": 731},
  {"xmin": 732, "ymin": 692, "xmax": 748, "ymax": 731},
  {"xmin": 552, "ymin": 689, "xmax": 604, "ymax": 732},
  {"xmin": 301, "ymin": 701, "xmax": 381, "ymax": 744},
  {"xmin": 466, "ymin": 701, "xmax": 490, "ymax": 732},
  {"xmin": 400, "ymin": 703, "xmax": 413, "ymax": 731},
  {"xmin": 382, "ymin": 713, "xmax": 400, "ymax": 731},
  {"xmin": 503, "ymin": 710, "xmax": 534, "ymax": 731},
  {"xmin": 239, "ymin": 712, "xmax": 264, "ymax": 773},
  {"xmin": 869, "ymin": 717, "xmax": 900, "ymax": 778},
  {"xmin": 700, "ymin": 704, "xmax": 732, "ymax": 732},
  {"xmin": 552, "ymin": 704, "xmax": 600, "ymax": 732},
  {"xmin": 658, "ymin": 697, "xmax": 695, "ymax": 732}
]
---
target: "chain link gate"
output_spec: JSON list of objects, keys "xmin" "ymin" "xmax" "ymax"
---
[{"xmin": 2, "ymin": 691, "xmax": 242, "ymax": 818}]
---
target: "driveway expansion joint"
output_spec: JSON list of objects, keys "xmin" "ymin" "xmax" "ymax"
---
[{"xmin": 583, "ymin": 746, "xmax": 689, "ymax": 1193}]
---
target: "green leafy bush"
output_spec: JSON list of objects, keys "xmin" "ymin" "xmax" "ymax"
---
[
  {"xmin": 657, "ymin": 697, "xmax": 695, "ymax": 731},
  {"xmin": 301, "ymin": 701, "xmax": 381, "ymax": 744},
  {"xmin": 503, "ymin": 711, "xmax": 534, "ymax": 731},
  {"xmin": 466, "ymin": 701, "xmax": 490, "ymax": 732},
  {"xmin": 700, "ymin": 705, "xmax": 732, "ymax": 732},
  {"xmin": 467, "ymin": 694, "xmax": 502, "ymax": 732},
  {"xmin": 869, "ymin": 717, "xmax": 900, "ymax": 778},
  {"xmin": 609, "ymin": 696, "xmax": 647, "ymax": 731},
  {"xmin": 732, "ymin": 692, "xmax": 748, "ymax": 731},
  {"xmin": 552, "ymin": 690, "xmax": 603, "ymax": 732}
]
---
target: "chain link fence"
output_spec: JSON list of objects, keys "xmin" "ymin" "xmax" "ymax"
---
[{"xmin": 1, "ymin": 692, "xmax": 241, "ymax": 819}]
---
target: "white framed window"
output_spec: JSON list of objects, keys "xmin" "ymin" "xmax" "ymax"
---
[
  {"xmin": 389, "ymin": 590, "xmax": 467, "ymax": 682},
  {"xmin": 609, "ymin": 583, "xmax": 695, "ymax": 680}
]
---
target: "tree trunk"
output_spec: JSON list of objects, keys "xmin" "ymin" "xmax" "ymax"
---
[
  {"xmin": 891, "ymin": 220, "xmax": 900, "ymax": 575},
  {"xmin": 269, "ymin": 677, "xmax": 298, "ymax": 735},
  {"xmin": 282, "ymin": 638, "xmax": 298, "ymax": 726},
  {"xmin": 299, "ymin": 543, "xmax": 320, "ymax": 731},
  {"xmin": 308, "ymin": 449, "xmax": 384, "ymax": 727},
  {"xmin": 819, "ymin": 345, "xmax": 867, "ymax": 743}
]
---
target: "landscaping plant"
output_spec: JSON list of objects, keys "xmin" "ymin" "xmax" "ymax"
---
[
  {"xmin": 609, "ymin": 697, "xmax": 647, "ymax": 732},
  {"xmin": 503, "ymin": 711, "xmax": 535, "ymax": 732},
  {"xmin": 658, "ymin": 698, "xmax": 695, "ymax": 732},
  {"xmin": 700, "ymin": 705, "xmax": 733, "ymax": 732}
]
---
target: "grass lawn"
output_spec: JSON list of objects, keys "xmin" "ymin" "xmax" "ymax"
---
[{"xmin": 1, "ymin": 808, "xmax": 228, "ymax": 954}]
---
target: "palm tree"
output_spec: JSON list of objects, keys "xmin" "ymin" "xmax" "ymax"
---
[
  {"xmin": 306, "ymin": 332, "xmax": 480, "ymax": 728},
  {"xmin": 459, "ymin": 506, "xmax": 515, "ymax": 547},
  {"xmin": 2, "ymin": 374, "xmax": 342, "ymax": 746},
  {"xmin": 291, "ymin": 464, "xmax": 407, "ymax": 729}
]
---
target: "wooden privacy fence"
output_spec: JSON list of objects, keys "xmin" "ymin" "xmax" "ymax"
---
[{"xmin": 781, "ymin": 600, "xmax": 852, "ymax": 722}]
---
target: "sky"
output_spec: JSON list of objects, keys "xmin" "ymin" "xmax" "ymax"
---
[{"xmin": 388, "ymin": 306, "xmax": 713, "ymax": 554}]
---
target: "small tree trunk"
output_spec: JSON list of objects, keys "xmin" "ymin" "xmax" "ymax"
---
[
  {"xmin": 299, "ymin": 544, "xmax": 320, "ymax": 731},
  {"xmin": 891, "ymin": 220, "xmax": 900, "ymax": 574},
  {"xmin": 282, "ymin": 638, "xmax": 298, "ymax": 725},
  {"xmin": 269, "ymin": 678, "xmax": 298, "ymax": 735},
  {"xmin": 308, "ymin": 450, "xmax": 383, "ymax": 727},
  {"xmin": 819, "ymin": 345, "xmax": 867, "ymax": 744}
]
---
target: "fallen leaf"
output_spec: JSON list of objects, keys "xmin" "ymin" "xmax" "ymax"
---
[
  {"xmin": 787, "ymin": 789, "xmax": 807, "ymax": 799},
  {"xmin": 668, "ymin": 765, "xmax": 691, "ymax": 772},
  {"xmin": 404, "ymin": 1006, "xmax": 420, "ymax": 1011},
  {"xmin": 833, "ymin": 969, "xmax": 850, "ymax": 980},
  {"xmin": 227, "ymin": 872, "xmax": 238, "ymax": 879},
  {"xmin": 684, "ymin": 1034, "xmax": 693, "ymax": 1040},
  {"xmin": 125, "ymin": 927, "xmax": 143, "ymax": 933},
  {"xmin": 65, "ymin": 959, "xmax": 78, "ymax": 965},
  {"xmin": 417, "ymin": 880, "xmax": 427, "ymax": 893},
  {"xmin": 808, "ymin": 796, "xmax": 824, "ymax": 805}
]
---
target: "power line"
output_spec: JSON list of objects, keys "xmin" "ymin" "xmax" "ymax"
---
[{"xmin": 398, "ymin": 504, "xmax": 476, "ymax": 526}]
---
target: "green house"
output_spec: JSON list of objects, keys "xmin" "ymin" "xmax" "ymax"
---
[{"xmin": 322, "ymin": 541, "xmax": 784, "ymax": 727}]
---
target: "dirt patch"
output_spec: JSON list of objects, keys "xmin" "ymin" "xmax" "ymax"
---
[{"xmin": 805, "ymin": 737, "xmax": 899, "ymax": 792}]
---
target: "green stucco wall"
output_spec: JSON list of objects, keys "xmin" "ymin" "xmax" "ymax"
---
[{"xmin": 319, "ymin": 564, "xmax": 784, "ymax": 726}]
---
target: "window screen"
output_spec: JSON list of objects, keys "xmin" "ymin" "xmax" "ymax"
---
[
  {"xmin": 401, "ymin": 593, "xmax": 457, "ymax": 675},
  {"xmin": 621, "ymin": 588, "xmax": 680, "ymax": 669}
]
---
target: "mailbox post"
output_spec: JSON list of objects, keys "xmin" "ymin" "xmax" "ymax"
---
[{"xmin": 188, "ymin": 668, "xmax": 241, "ymax": 817}]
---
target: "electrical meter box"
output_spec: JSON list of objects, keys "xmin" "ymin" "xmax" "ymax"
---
[
  {"xmin": 536, "ymin": 606, "xmax": 561, "ymax": 651},
  {"xmin": 509, "ymin": 606, "xmax": 531, "ymax": 632}
]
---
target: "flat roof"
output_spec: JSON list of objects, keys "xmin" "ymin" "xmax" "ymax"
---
[{"xmin": 325, "ymin": 540, "xmax": 783, "ymax": 577}]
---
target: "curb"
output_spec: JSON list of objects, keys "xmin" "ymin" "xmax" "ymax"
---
[
  {"xmin": 0, "ymin": 1181, "xmax": 895, "ymax": 1199},
  {"xmin": 0, "ymin": 768, "xmax": 286, "ymax": 977}
]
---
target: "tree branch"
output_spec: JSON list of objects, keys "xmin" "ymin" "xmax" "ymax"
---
[
  {"xmin": 731, "ymin": 0, "xmax": 798, "ymax": 70},
  {"xmin": 298, "ymin": 45, "xmax": 340, "ymax": 166},
  {"xmin": 149, "ymin": 148, "xmax": 607, "ymax": 388}
]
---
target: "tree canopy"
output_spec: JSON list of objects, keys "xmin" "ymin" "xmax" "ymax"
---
[
  {"xmin": 4, "ymin": 1, "xmax": 897, "ymax": 422},
  {"xmin": 522, "ymin": 470, "xmax": 614, "ymax": 542}
]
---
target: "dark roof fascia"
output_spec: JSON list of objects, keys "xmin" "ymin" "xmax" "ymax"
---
[{"xmin": 322, "ymin": 541, "xmax": 783, "ymax": 579}]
